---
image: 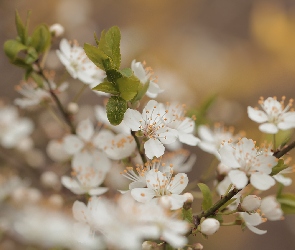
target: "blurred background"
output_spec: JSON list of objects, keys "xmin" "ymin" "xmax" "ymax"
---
[{"xmin": 1, "ymin": 0, "xmax": 295, "ymax": 249}]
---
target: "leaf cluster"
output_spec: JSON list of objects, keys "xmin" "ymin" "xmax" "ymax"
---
[
  {"xmin": 3, "ymin": 11, "xmax": 52, "ymax": 83},
  {"xmin": 84, "ymin": 27, "xmax": 148, "ymax": 125}
]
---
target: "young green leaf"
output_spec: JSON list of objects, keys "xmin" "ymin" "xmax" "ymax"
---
[
  {"xmin": 25, "ymin": 47, "xmax": 38, "ymax": 64},
  {"xmin": 84, "ymin": 43, "xmax": 111, "ymax": 70},
  {"xmin": 197, "ymin": 183, "xmax": 213, "ymax": 211},
  {"xmin": 3, "ymin": 40, "xmax": 27, "ymax": 61},
  {"xmin": 117, "ymin": 75, "xmax": 140, "ymax": 101},
  {"xmin": 182, "ymin": 208, "xmax": 193, "ymax": 223},
  {"xmin": 132, "ymin": 81, "xmax": 149, "ymax": 102},
  {"xmin": 119, "ymin": 68, "xmax": 132, "ymax": 77},
  {"xmin": 98, "ymin": 26, "xmax": 121, "ymax": 69},
  {"xmin": 106, "ymin": 96, "xmax": 127, "ymax": 125},
  {"xmin": 92, "ymin": 81, "xmax": 119, "ymax": 95},
  {"xmin": 270, "ymin": 159, "xmax": 288, "ymax": 176},
  {"xmin": 31, "ymin": 24, "xmax": 51, "ymax": 53},
  {"xmin": 106, "ymin": 69, "xmax": 123, "ymax": 84},
  {"xmin": 277, "ymin": 193, "xmax": 295, "ymax": 214},
  {"xmin": 15, "ymin": 10, "xmax": 28, "ymax": 44}
]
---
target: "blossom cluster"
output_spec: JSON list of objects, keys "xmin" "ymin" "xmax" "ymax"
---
[{"xmin": 1, "ymin": 16, "xmax": 295, "ymax": 250}]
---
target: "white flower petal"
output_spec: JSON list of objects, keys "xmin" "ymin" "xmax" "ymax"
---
[
  {"xmin": 247, "ymin": 106, "xmax": 268, "ymax": 123},
  {"xmin": 228, "ymin": 170, "xmax": 248, "ymax": 189},
  {"xmin": 246, "ymin": 223, "xmax": 267, "ymax": 235},
  {"xmin": 63, "ymin": 135, "xmax": 84, "ymax": 154},
  {"xmin": 169, "ymin": 194, "xmax": 187, "ymax": 210},
  {"xmin": 168, "ymin": 173, "xmax": 188, "ymax": 194},
  {"xmin": 88, "ymin": 187, "xmax": 108, "ymax": 196},
  {"xmin": 131, "ymin": 188, "xmax": 155, "ymax": 203},
  {"xmin": 72, "ymin": 200, "xmax": 88, "ymax": 223},
  {"xmin": 259, "ymin": 123, "xmax": 278, "ymax": 134},
  {"xmin": 273, "ymin": 174, "xmax": 292, "ymax": 186},
  {"xmin": 61, "ymin": 176, "xmax": 85, "ymax": 195},
  {"xmin": 219, "ymin": 145, "xmax": 241, "ymax": 168},
  {"xmin": 76, "ymin": 119, "xmax": 94, "ymax": 141},
  {"xmin": 250, "ymin": 173, "xmax": 275, "ymax": 191},
  {"xmin": 198, "ymin": 125, "xmax": 215, "ymax": 142},
  {"xmin": 123, "ymin": 109, "xmax": 142, "ymax": 131},
  {"xmin": 144, "ymin": 139, "xmax": 165, "ymax": 159},
  {"xmin": 162, "ymin": 230, "xmax": 187, "ymax": 248},
  {"xmin": 178, "ymin": 132, "xmax": 200, "ymax": 146}
]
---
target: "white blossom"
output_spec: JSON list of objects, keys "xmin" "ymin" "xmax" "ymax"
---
[
  {"xmin": 73, "ymin": 194, "xmax": 189, "ymax": 249},
  {"xmin": 260, "ymin": 196, "xmax": 283, "ymax": 221},
  {"xmin": 10, "ymin": 206, "xmax": 100, "ymax": 249},
  {"xmin": 165, "ymin": 102, "xmax": 200, "ymax": 147},
  {"xmin": 63, "ymin": 119, "xmax": 111, "ymax": 170},
  {"xmin": 14, "ymin": 80, "xmax": 68, "ymax": 108},
  {"xmin": 56, "ymin": 39, "xmax": 106, "ymax": 86},
  {"xmin": 131, "ymin": 60, "xmax": 163, "ymax": 98},
  {"xmin": 240, "ymin": 212, "xmax": 267, "ymax": 235},
  {"xmin": 0, "ymin": 105, "xmax": 34, "ymax": 149},
  {"xmin": 131, "ymin": 168, "xmax": 188, "ymax": 210},
  {"xmin": 161, "ymin": 149, "xmax": 197, "ymax": 173},
  {"xmin": 247, "ymin": 96, "xmax": 295, "ymax": 134},
  {"xmin": 219, "ymin": 138, "xmax": 277, "ymax": 190},
  {"xmin": 95, "ymin": 129, "xmax": 136, "ymax": 160},
  {"xmin": 124, "ymin": 100, "xmax": 178, "ymax": 159},
  {"xmin": 198, "ymin": 123, "xmax": 242, "ymax": 159}
]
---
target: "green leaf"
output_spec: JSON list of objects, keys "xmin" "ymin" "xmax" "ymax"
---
[
  {"xmin": 98, "ymin": 26, "xmax": 121, "ymax": 69},
  {"xmin": 197, "ymin": 183, "xmax": 213, "ymax": 211},
  {"xmin": 84, "ymin": 43, "xmax": 111, "ymax": 70},
  {"xmin": 277, "ymin": 193, "xmax": 295, "ymax": 214},
  {"xmin": 132, "ymin": 81, "xmax": 149, "ymax": 102},
  {"xmin": 30, "ymin": 72, "xmax": 44, "ymax": 86},
  {"xmin": 106, "ymin": 96, "xmax": 127, "ymax": 125},
  {"xmin": 119, "ymin": 68, "xmax": 132, "ymax": 77},
  {"xmin": 15, "ymin": 10, "xmax": 28, "ymax": 44},
  {"xmin": 271, "ymin": 159, "xmax": 288, "ymax": 176},
  {"xmin": 117, "ymin": 75, "xmax": 140, "ymax": 101},
  {"xmin": 92, "ymin": 81, "xmax": 119, "ymax": 95},
  {"xmin": 106, "ymin": 69, "xmax": 123, "ymax": 84},
  {"xmin": 3, "ymin": 40, "xmax": 27, "ymax": 61},
  {"xmin": 182, "ymin": 208, "xmax": 193, "ymax": 223},
  {"xmin": 25, "ymin": 47, "xmax": 38, "ymax": 64},
  {"xmin": 31, "ymin": 24, "xmax": 51, "ymax": 53},
  {"xmin": 94, "ymin": 32, "xmax": 100, "ymax": 45}
]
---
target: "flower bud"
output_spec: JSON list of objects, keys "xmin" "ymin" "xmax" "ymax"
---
[
  {"xmin": 49, "ymin": 23, "xmax": 65, "ymax": 37},
  {"xmin": 183, "ymin": 192, "xmax": 194, "ymax": 210},
  {"xmin": 67, "ymin": 102, "xmax": 79, "ymax": 114},
  {"xmin": 240, "ymin": 195, "xmax": 261, "ymax": 212},
  {"xmin": 200, "ymin": 218, "xmax": 220, "ymax": 235}
]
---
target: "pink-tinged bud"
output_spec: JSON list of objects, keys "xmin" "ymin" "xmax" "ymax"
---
[
  {"xmin": 241, "ymin": 195, "xmax": 261, "ymax": 212},
  {"xmin": 200, "ymin": 218, "xmax": 220, "ymax": 235},
  {"xmin": 49, "ymin": 23, "xmax": 65, "ymax": 37}
]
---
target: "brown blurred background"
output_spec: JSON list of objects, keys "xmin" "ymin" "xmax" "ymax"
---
[{"xmin": 1, "ymin": 0, "xmax": 295, "ymax": 249}]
